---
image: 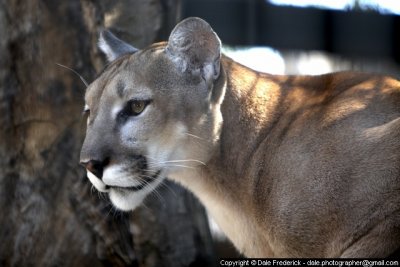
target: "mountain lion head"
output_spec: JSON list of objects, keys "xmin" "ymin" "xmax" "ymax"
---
[{"xmin": 80, "ymin": 18, "xmax": 225, "ymax": 211}]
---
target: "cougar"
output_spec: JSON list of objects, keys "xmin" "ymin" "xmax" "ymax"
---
[{"xmin": 80, "ymin": 17, "xmax": 400, "ymax": 257}]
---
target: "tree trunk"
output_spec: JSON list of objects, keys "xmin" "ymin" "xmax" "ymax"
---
[{"xmin": 0, "ymin": 1, "xmax": 216, "ymax": 266}]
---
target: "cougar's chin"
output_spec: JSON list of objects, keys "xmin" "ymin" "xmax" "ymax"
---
[{"xmin": 108, "ymin": 174, "xmax": 165, "ymax": 211}]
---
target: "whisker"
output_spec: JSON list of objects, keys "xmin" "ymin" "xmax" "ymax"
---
[
  {"xmin": 143, "ymin": 170, "xmax": 160, "ymax": 175},
  {"xmin": 146, "ymin": 154, "xmax": 206, "ymax": 167},
  {"xmin": 161, "ymin": 159, "xmax": 206, "ymax": 166},
  {"xmin": 138, "ymin": 173, "xmax": 161, "ymax": 183},
  {"xmin": 112, "ymin": 206, "xmax": 124, "ymax": 220},
  {"xmin": 105, "ymin": 203, "xmax": 115, "ymax": 219},
  {"xmin": 145, "ymin": 155, "xmax": 159, "ymax": 162},
  {"xmin": 138, "ymin": 174, "xmax": 166, "ymax": 203},
  {"xmin": 140, "ymin": 201, "xmax": 151, "ymax": 212},
  {"xmin": 55, "ymin": 63, "xmax": 89, "ymax": 87},
  {"xmin": 99, "ymin": 191, "xmax": 108, "ymax": 200},
  {"xmin": 184, "ymin": 132, "xmax": 205, "ymax": 140},
  {"xmin": 163, "ymin": 164, "xmax": 197, "ymax": 170},
  {"xmin": 151, "ymin": 188, "xmax": 165, "ymax": 203},
  {"xmin": 158, "ymin": 180, "xmax": 178, "ymax": 199},
  {"xmin": 146, "ymin": 162, "xmax": 199, "ymax": 172}
]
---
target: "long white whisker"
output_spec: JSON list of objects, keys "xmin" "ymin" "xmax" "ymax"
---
[
  {"xmin": 160, "ymin": 159, "xmax": 206, "ymax": 166},
  {"xmin": 55, "ymin": 63, "xmax": 89, "ymax": 87},
  {"xmin": 143, "ymin": 169, "xmax": 160, "ymax": 175},
  {"xmin": 146, "ymin": 155, "xmax": 158, "ymax": 161},
  {"xmin": 146, "ymin": 162, "xmax": 200, "ymax": 172},
  {"xmin": 151, "ymin": 188, "xmax": 165, "ymax": 203},
  {"xmin": 98, "ymin": 191, "xmax": 107, "ymax": 200},
  {"xmin": 146, "ymin": 153, "xmax": 207, "ymax": 166},
  {"xmin": 163, "ymin": 164, "xmax": 196, "ymax": 169},
  {"xmin": 138, "ymin": 174, "xmax": 165, "ymax": 203},
  {"xmin": 146, "ymin": 162, "xmax": 195, "ymax": 170},
  {"xmin": 112, "ymin": 207, "xmax": 123, "ymax": 220},
  {"xmin": 184, "ymin": 132, "xmax": 205, "ymax": 140},
  {"xmin": 138, "ymin": 173, "xmax": 159, "ymax": 183},
  {"xmin": 140, "ymin": 201, "xmax": 151, "ymax": 212},
  {"xmin": 158, "ymin": 180, "xmax": 178, "ymax": 199},
  {"xmin": 106, "ymin": 203, "xmax": 116, "ymax": 219}
]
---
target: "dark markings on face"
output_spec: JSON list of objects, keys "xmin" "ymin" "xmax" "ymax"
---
[
  {"xmin": 122, "ymin": 155, "xmax": 148, "ymax": 175},
  {"xmin": 116, "ymin": 80, "xmax": 125, "ymax": 98}
]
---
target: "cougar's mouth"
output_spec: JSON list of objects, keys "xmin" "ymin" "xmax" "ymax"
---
[{"xmin": 107, "ymin": 170, "xmax": 161, "ymax": 192}]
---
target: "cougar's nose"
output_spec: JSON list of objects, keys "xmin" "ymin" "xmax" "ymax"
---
[{"xmin": 80, "ymin": 159, "xmax": 109, "ymax": 179}]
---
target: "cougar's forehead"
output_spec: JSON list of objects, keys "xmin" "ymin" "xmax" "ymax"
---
[
  {"xmin": 86, "ymin": 47, "xmax": 159, "ymax": 101},
  {"xmin": 85, "ymin": 54, "xmax": 143, "ymax": 103}
]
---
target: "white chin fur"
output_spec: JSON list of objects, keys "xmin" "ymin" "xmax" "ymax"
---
[
  {"xmin": 108, "ymin": 175, "xmax": 165, "ymax": 211},
  {"xmin": 109, "ymin": 189, "xmax": 145, "ymax": 211}
]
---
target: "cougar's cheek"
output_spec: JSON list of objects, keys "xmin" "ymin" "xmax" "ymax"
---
[
  {"xmin": 87, "ymin": 171, "xmax": 109, "ymax": 192},
  {"xmin": 147, "ymin": 122, "xmax": 188, "ymax": 170}
]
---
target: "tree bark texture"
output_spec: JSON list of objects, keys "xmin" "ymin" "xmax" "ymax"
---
[{"xmin": 0, "ymin": 1, "xmax": 216, "ymax": 266}]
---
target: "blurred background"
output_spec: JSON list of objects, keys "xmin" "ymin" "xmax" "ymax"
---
[{"xmin": 0, "ymin": 0, "xmax": 399, "ymax": 266}]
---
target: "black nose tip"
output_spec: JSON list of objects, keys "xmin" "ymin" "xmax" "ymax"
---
[{"xmin": 80, "ymin": 159, "xmax": 108, "ymax": 178}]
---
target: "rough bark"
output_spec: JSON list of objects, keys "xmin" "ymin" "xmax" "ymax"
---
[{"xmin": 0, "ymin": 1, "xmax": 216, "ymax": 266}]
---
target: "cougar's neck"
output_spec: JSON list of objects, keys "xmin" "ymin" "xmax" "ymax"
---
[
  {"xmin": 170, "ymin": 56, "xmax": 282, "ymax": 256},
  {"xmin": 207, "ymin": 56, "xmax": 282, "ymax": 202}
]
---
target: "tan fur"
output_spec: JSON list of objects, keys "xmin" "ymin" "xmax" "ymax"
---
[
  {"xmin": 193, "ymin": 58, "xmax": 400, "ymax": 257},
  {"xmin": 80, "ymin": 18, "xmax": 400, "ymax": 257}
]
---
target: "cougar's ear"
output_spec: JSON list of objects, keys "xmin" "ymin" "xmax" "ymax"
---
[
  {"xmin": 166, "ymin": 17, "xmax": 221, "ymax": 83},
  {"xmin": 98, "ymin": 30, "xmax": 138, "ymax": 62}
]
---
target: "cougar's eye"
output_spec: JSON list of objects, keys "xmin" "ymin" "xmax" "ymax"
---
[
  {"xmin": 129, "ymin": 100, "xmax": 149, "ymax": 116},
  {"xmin": 118, "ymin": 99, "xmax": 151, "ymax": 122}
]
